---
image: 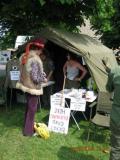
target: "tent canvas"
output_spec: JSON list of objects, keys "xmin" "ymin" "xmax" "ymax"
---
[{"xmin": 38, "ymin": 27, "xmax": 117, "ymax": 92}]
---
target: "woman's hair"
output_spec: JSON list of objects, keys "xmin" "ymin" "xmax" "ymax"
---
[
  {"xmin": 67, "ymin": 52, "xmax": 78, "ymax": 60},
  {"xmin": 22, "ymin": 42, "xmax": 44, "ymax": 64}
]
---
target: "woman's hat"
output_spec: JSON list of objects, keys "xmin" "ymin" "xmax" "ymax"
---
[{"xmin": 22, "ymin": 40, "xmax": 45, "ymax": 64}]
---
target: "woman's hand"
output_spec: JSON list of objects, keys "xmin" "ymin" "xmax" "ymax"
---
[{"xmin": 44, "ymin": 78, "xmax": 48, "ymax": 83}]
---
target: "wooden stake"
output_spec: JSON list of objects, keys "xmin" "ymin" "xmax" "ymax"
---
[{"xmin": 60, "ymin": 76, "xmax": 66, "ymax": 107}]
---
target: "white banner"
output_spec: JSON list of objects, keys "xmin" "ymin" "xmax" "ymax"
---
[{"xmin": 48, "ymin": 98, "xmax": 70, "ymax": 134}]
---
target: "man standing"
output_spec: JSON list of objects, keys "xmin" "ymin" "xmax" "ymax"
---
[
  {"xmin": 115, "ymin": 47, "xmax": 120, "ymax": 65},
  {"xmin": 63, "ymin": 53, "xmax": 87, "ymax": 89},
  {"xmin": 105, "ymin": 64, "xmax": 120, "ymax": 160},
  {"xmin": 40, "ymin": 49, "xmax": 55, "ymax": 108}
]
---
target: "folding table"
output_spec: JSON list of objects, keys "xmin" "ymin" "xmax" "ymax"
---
[{"xmin": 51, "ymin": 89, "xmax": 97, "ymax": 130}]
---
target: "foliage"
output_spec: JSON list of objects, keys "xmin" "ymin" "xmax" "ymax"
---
[
  {"xmin": 90, "ymin": 0, "xmax": 114, "ymax": 33},
  {"xmin": 101, "ymin": 0, "xmax": 120, "ymax": 47},
  {"xmin": 90, "ymin": 0, "xmax": 120, "ymax": 48},
  {"xmin": 0, "ymin": 32, "xmax": 16, "ymax": 49},
  {"xmin": 0, "ymin": 0, "xmax": 97, "ymax": 49}
]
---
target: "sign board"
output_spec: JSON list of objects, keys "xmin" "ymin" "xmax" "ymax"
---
[
  {"xmin": 50, "ymin": 94, "xmax": 65, "ymax": 108},
  {"xmin": 48, "ymin": 95, "xmax": 70, "ymax": 134},
  {"xmin": 10, "ymin": 71, "xmax": 20, "ymax": 80},
  {"xmin": 0, "ymin": 50, "xmax": 11, "ymax": 77},
  {"xmin": 70, "ymin": 97, "xmax": 86, "ymax": 111},
  {"xmin": 0, "ymin": 50, "xmax": 11, "ymax": 64}
]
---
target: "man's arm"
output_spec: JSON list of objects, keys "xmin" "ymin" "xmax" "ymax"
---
[
  {"xmin": 46, "ymin": 59, "xmax": 55, "ymax": 81},
  {"xmin": 47, "ymin": 70, "xmax": 53, "ymax": 81},
  {"xmin": 106, "ymin": 71, "xmax": 114, "ymax": 92},
  {"xmin": 102, "ymin": 59, "xmax": 111, "ymax": 73}
]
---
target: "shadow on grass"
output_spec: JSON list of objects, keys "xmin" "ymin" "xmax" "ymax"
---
[
  {"xmin": 80, "ymin": 124, "xmax": 110, "ymax": 144},
  {"xmin": 40, "ymin": 113, "xmax": 49, "ymax": 124},
  {"xmin": 0, "ymin": 104, "xmax": 25, "ymax": 135},
  {"xmin": 68, "ymin": 111, "xmax": 87, "ymax": 128},
  {"xmin": 57, "ymin": 146, "xmax": 98, "ymax": 160}
]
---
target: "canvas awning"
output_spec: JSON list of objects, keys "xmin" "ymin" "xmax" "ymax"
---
[{"xmin": 38, "ymin": 27, "xmax": 117, "ymax": 92}]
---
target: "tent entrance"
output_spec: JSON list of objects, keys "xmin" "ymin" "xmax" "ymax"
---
[{"xmin": 45, "ymin": 41, "xmax": 91, "ymax": 92}]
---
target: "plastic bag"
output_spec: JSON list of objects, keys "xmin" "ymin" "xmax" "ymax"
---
[{"xmin": 34, "ymin": 122, "xmax": 50, "ymax": 139}]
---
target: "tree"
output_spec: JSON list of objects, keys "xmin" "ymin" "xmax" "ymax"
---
[
  {"xmin": 90, "ymin": 0, "xmax": 120, "ymax": 48},
  {"xmin": 0, "ymin": 0, "xmax": 97, "ymax": 49},
  {"xmin": 101, "ymin": 0, "xmax": 120, "ymax": 48}
]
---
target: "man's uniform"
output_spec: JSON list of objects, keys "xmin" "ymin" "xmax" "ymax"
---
[{"xmin": 106, "ymin": 66, "xmax": 120, "ymax": 160}]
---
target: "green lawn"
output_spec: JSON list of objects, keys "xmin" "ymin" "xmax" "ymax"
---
[{"xmin": 0, "ymin": 104, "xmax": 110, "ymax": 160}]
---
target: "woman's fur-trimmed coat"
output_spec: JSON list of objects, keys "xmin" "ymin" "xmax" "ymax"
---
[{"xmin": 16, "ymin": 51, "xmax": 46, "ymax": 95}]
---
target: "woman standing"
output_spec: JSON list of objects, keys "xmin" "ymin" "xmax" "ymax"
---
[{"xmin": 16, "ymin": 41, "xmax": 47, "ymax": 136}]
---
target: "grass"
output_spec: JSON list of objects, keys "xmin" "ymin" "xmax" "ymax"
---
[{"xmin": 0, "ymin": 104, "xmax": 110, "ymax": 160}]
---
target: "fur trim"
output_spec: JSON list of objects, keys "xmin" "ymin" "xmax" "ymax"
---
[{"xmin": 16, "ymin": 82, "xmax": 43, "ymax": 95}]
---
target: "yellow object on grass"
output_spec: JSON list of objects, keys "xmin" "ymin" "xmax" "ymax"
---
[{"xmin": 34, "ymin": 122, "xmax": 50, "ymax": 139}]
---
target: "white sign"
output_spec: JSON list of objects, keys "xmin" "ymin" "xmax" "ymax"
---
[
  {"xmin": 10, "ymin": 71, "xmax": 20, "ymax": 80},
  {"xmin": 70, "ymin": 97, "xmax": 86, "ymax": 111},
  {"xmin": 50, "ymin": 94, "xmax": 65, "ymax": 107},
  {"xmin": 48, "ymin": 105, "xmax": 70, "ymax": 134}
]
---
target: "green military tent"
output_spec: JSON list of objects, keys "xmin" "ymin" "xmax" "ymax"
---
[{"xmin": 38, "ymin": 27, "xmax": 117, "ymax": 92}]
